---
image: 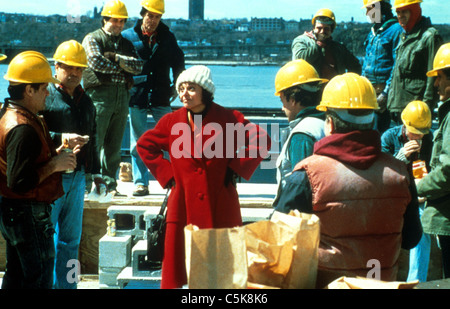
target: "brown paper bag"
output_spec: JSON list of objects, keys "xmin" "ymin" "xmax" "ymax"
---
[
  {"xmin": 327, "ymin": 276, "xmax": 419, "ymax": 289},
  {"xmin": 245, "ymin": 210, "xmax": 320, "ymax": 289},
  {"xmin": 184, "ymin": 224, "xmax": 247, "ymax": 289},
  {"xmin": 271, "ymin": 210, "xmax": 320, "ymax": 289}
]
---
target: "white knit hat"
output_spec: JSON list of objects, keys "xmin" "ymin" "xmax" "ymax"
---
[{"xmin": 176, "ymin": 65, "xmax": 216, "ymax": 95}]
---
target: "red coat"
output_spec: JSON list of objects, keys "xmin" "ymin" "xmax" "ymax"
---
[{"xmin": 137, "ymin": 103, "xmax": 271, "ymax": 288}]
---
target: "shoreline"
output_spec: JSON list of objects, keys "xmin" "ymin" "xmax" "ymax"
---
[
  {"xmin": 185, "ymin": 60, "xmax": 280, "ymax": 67},
  {"xmin": 35, "ymin": 59, "xmax": 281, "ymax": 67}
]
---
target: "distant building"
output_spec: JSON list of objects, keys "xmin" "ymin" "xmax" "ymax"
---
[
  {"xmin": 251, "ymin": 18, "xmax": 284, "ymax": 31},
  {"xmin": 189, "ymin": 0, "xmax": 204, "ymax": 21},
  {"xmin": 285, "ymin": 20, "xmax": 300, "ymax": 31}
]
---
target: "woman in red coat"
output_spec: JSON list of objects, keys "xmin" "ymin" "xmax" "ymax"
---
[{"xmin": 137, "ymin": 65, "xmax": 271, "ymax": 288}]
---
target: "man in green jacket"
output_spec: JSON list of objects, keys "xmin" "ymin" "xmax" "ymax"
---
[
  {"xmin": 387, "ymin": 0, "xmax": 442, "ymax": 125},
  {"xmin": 82, "ymin": 0, "xmax": 143, "ymax": 195},
  {"xmin": 291, "ymin": 8, "xmax": 361, "ymax": 80},
  {"xmin": 416, "ymin": 43, "xmax": 450, "ymax": 279}
]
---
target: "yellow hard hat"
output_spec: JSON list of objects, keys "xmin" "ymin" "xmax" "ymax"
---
[
  {"xmin": 141, "ymin": 0, "xmax": 165, "ymax": 15},
  {"xmin": 53, "ymin": 40, "xmax": 88, "ymax": 68},
  {"xmin": 362, "ymin": 0, "xmax": 390, "ymax": 9},
  {"xmin": 401, "ymin": 100, "xmax": 432, "ymax": 134},
  {"xmin": 274, "ymin": 60, "xmax": 328, "ymax": 96},
  {"xmin": 312, "ymin": 8, "xmax": 336, "ymax": 27},
  {"xmin": 0, "ymin": 54, "xmax": 6, "ymax": 61},
  {"xmin": 317, "ymin": 73, "xmax": 379, "ymax": 111},
  {"xmin": 427, "ymin": 43, "xmax": 450, "ymax": 77},
  {"xmin": 392, "ymin": 0, "xmax": 422, "ymax": 9},
  {"xmin": 101, "ymin": 0, "xmax": 128, "ymax": 19},
  {"xmin": 4, "ymin": 51, "xmax": 60, "ymax": 84}
]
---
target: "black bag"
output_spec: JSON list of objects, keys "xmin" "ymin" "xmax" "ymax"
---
[{"xmin": 146, "ymin": 189, "xmax": 170, "ymax": 269}]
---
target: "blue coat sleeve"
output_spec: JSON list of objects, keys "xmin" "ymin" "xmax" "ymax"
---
[{"xmin": 272, "ymin": 169, "xmax": 313, "ymax": 214}]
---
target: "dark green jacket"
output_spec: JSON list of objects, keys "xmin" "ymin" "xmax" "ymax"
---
[
  {"xmin": 417, "ymin": 99, "xmax": 450, "ymax": 236},
  {"xmin": 291, "ymin": 33, "xmax": 362, "ymax": 77},
  {"xmin": 387, "ymin": 17, "xmax": 442, "ymax": 114}
]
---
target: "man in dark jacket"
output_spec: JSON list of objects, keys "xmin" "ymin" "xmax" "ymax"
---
[
  {"xmin": 122, "ymin": 0, "xmax": 185, "ymax": 196},
  {"xmin": 40, "ymin": 40, "xmax": 105, "ymax": 289}
]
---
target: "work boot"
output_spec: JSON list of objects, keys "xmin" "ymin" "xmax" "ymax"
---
[
  {"xmin": 110, "ymin": 190, "xmax": 127, "ymax": 197},
  {"xmin": 133, "ymin": 185, "xmax": 149, "ymax": 196}
]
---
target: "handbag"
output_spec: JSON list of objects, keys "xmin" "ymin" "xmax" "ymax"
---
[{"xmin": 146, "ymin": 188, "xmax": 170, "ymax": 269}]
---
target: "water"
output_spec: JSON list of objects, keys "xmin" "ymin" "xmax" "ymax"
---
[
  {"xmin": 187, "ymin": 65, "xmax": 282, "ymax": 110},
  {"xmin": 0, "ymin": 63, "xmax": 285, "ymax": 184},
  {"xmin": 0, "ymin": 64, "xmax": 8, "ymax": 102},
  {"xmin": 0, "ymin": 64, "xmax": 283, "ymax": 110}
]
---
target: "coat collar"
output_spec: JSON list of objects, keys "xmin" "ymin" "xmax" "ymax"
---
[
  {"xmin": 401, "ymin": 16, "xmax": 431, "ymax": 40},
  {"xmin": 176, "ymin": 102, "xmax": 222, "ymax": 125}
]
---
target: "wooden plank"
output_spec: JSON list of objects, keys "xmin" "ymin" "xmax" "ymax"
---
[{"xmin": 84, "ymin": 196, "xmax": 273, "ymax": 209}]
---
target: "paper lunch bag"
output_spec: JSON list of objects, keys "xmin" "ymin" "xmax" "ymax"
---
[
  {"xmin": 245, "ymin": 210, "xmax": 320, "ymax": 289},
  {"xmin": 184, "ymin": 224, "xmax": 248, "ymax": 289}
]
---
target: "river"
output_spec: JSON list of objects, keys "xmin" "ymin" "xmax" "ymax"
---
[
  {"xmin": 0, "ymin": 63, "xmax": 285, "ymax": 184},
  {"xmin": 0, "ymin": 64, "xmax": 283, "ymax": 110}
]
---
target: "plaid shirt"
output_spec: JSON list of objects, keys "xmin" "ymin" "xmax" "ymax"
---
[{"xmin": 82, "ymin": 30, "xmax": 143, "ymax": 85}]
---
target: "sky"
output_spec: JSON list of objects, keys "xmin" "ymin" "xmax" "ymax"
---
[{"xmin": 0, "ymin": 0, "xmax": 448, "ymax": 24}]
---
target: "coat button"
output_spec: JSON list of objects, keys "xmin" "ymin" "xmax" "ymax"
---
[
  {"xmin": 197, "ymin": 193, "xmax": 204, "ymax": 200},
  {"xmin": 197, "ymin": 168, "xmax": 203, "ymax": 175}
]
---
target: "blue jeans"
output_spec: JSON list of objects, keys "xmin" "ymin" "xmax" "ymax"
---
[
  {"xmin": 407, "ymin": 203, "xmax": 431, "ymax": 282},
  {"xmin": 129, "ymin": 106, "xmax": 172, "ymax": 187},
  {"xmin": 0, "ymin": 198, "xmax": 55, "ymax": 289},
  {"xmin": 51, "ymin": 170, "xmax": 86, "ymax": 289}
]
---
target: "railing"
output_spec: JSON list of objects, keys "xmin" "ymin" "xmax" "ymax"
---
[{"xmin": 0, "ymin": 43, "xmax": 292, "ymax": 63}]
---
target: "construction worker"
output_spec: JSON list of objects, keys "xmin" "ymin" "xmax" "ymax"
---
[
  {"xmin": 362, "ymin": 0, "xmax": 403, "ymax": 134},
  {"xmin": 272, "ymin": 59, "xmax": 328, "ymax": 213},
  {"xmin": 387, "ymin": 0, "xmax": 442, "ymax": 125},
  {"xmin": 381, "ymin": 100, "xmax": 433, "ymax": 282},
  {"xmin": 382, "ymin": 101, "xmax": 432, "ymax": 169},
  {"xmin": 275, "ymin": 73, "xmax": 422, "ymax": 287},
  {"xmin": 0, "ymin": 51, "xmax": 78, "ymax": 288},
  {"xmin": 40, "ymin": 40, "xmax": 105, "ymax": 289},
  {"xmin": 291, "ymin": 8, "xmax": 361, "ymax": 80},
  {"xmin": 122, "ymin": 0, "xmax": 185, "ymax": 196},
  {"xmin": 82, "ymin": 0, "xmax": 143, "ymax": 195},
  {"xmin": 416, "ymin": 43, "xmax": 450, "ymax": 279}
]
